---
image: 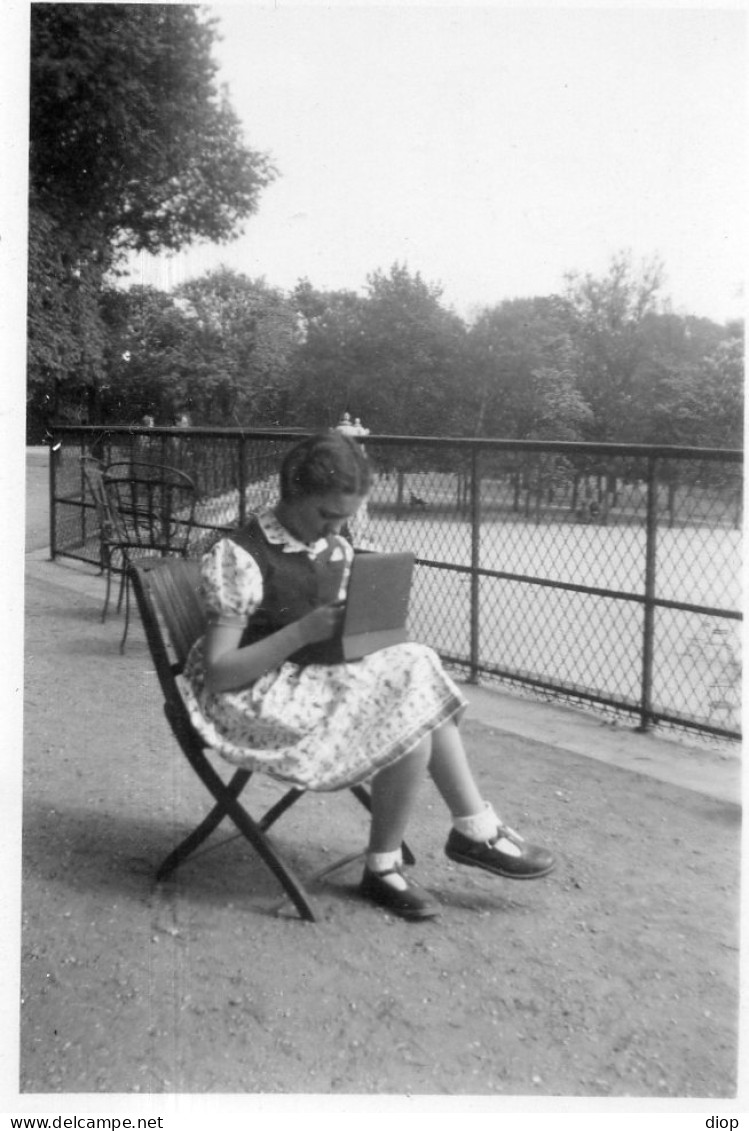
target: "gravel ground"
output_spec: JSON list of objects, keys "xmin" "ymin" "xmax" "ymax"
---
[{"xmin": 13, "ymin": 452, "xmax": 744, "ymax": 1108}]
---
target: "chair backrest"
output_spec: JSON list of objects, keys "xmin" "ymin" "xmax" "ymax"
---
[
  {"xmin": 80, "ymin": 455, "xmax": 124, "ymax": 540},
  {"xmin": 103, "ymin": 462, "xmax": 197, "ymax": 553},
  {"xmin": 81, "ymin": 454, "xmax": 106, "ymax": 505},
  {"xmin": 130, "ymin": 557, "xmax": 206, "ymax": 704}
]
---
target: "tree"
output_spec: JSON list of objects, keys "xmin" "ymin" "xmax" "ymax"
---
[
  {"xmin": 98, "ymin": 285, "xmax": 190, "ymax": 424},
  {"xmin": 288, "ymin": 265, "xmax": 469, "ymax": 439},
  {"xmin": 288, "ymin": 281, "xmax": 368, "ymax": 429},
  {"xmin": 466, "ymin": 296, "xmax": 577, "ymax": 438},
  {"xmin": 174, "ymin": 268, "xmax": 300, "ymax": 425},
  {"xmin": 97, "ymin": 270, "xmax": 301, "ymax": 427},
  {"xmin": 701, "ymin": 329, "xmax": 744, "ymax": 450},
  {"xmin": 27, "ymin": 204, "xmax": 109, "ymax": 430},
  {"xmin": 28, "ymin": 4, "xmax": 275, "ymax": 434},
  {"xmin": 354, "ymin": 264, "xmax": 468, "ymax": 436},
  {"xmin": 30, "ymin": 4, "xmax": 274, "ymax": 257},
  {"xmin": 647, "ymin": 321, "xmax": 744, "ymax": 451},
  {"xmin": 525, "ymin": 366, "xmax": 593, "ymax": 443},
  {"xmin": 561, "ymin": 251, "xmax": 665, "ymax": 441}
]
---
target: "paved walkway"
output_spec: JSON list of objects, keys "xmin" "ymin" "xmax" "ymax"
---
[{"xmin": 14, "ymin": 450, "xmax": 745, "ymax": 1105}]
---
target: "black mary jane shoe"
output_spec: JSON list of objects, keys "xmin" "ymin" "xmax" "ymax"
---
[
  {"xmin": 445, "ymin": 826, "xmax": 555, "ymax": 880},
  {"xmin": 359, "ymin": 866, "xmax": 440, "ymax": 920}
]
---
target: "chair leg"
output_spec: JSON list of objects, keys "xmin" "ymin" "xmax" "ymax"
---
[
  {"xmin": 349, "ymin": 783, "xmax": 373, "ymax": 812},
  {"xmin": 96, "ymin": 534, "xmax": 106, "ymax": 576},
  {"xmin": 116, "ymin": 566, "xmax": 127, "ymax": 613},
  {"xmin": 215, "ymin": 790, "xmax": 318, "ymax": 921},
  {"xmin": 156, "ymin": 769, "xmax": 253, "ymax": 880},
  {"xmin": 163, "ymin": 737, "xmax": 318, "ymax": 921},
  {"xmin": 261, "ymin": 784, "xmax": 416, "ymax": 865},
  {"xmin": 311, "ymin": 850, "xmax": 366, "ymax": 882},
  {"xmin": 102, "ymin": 566, "xmax": 112, "ymax": 623},
  {"xmin": 258, "ymin": 787, "xmax": 306, "ymax": 832},
  {"xmin": 119, "ymin": 571, "xmax": 131, "ymax": 653}
]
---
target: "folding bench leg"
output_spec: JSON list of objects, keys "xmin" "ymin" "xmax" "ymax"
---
[
  {"xmin": 258, "ymin": 787, "xmax": 305, "ymax": 831},
  {"xmin": 158, "ymin": 716, "xmax": 413, "ymax": 920},
  {"xmin": 216, "ymin": 787, "xmax": 318, "ymax": 921},
  {"xmin": 166, "ymin": 733, "xmax": 319, "ymax": 921},
  {"xmin": 156, "ymin": 769, "xmax": 253, "ymax": 881},
  {"xmin": 259, "ymin": 784, "xmax": 416, "ymax": 867},
  {"xmin": 266, "ymin": 784, "xmax": 418, "ymax": 918}
]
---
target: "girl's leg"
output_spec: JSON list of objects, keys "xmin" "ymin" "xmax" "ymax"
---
[
  {"xmin": 368, "ymin": 737, "xmax": 431, "ymax": 852},
  {"xmin": 361, "ymin": 738, "xmax": 439, "ymax": 920},
  {"xmin": 428, "ymin": 718, "xmax": 485, "ymax": 817},
  {"xmin": 429, "ymin": 718, "xmax": 555, "ymax": 880},
  {"xmin": 360, "ymin": 717, "xmax": 554, "ymax": 921}
]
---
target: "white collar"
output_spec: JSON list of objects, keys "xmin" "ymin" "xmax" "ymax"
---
[{"xmin": 257, "ymin": 507, "xmax": 328, "ymax": 557}]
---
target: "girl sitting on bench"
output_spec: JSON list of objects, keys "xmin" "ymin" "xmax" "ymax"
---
[{"xmin": 181, "ymin": 431, "xmax": 554, "ymax": 920}]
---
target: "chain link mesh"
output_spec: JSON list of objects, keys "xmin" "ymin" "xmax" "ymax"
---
[{"xmin": 49, "ymin": 429, "xmax": 742, "ymax": 739}]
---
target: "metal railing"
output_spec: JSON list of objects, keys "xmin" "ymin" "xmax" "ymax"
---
[{"xmin": 48, "ymin": 425, "xmax": 743, "ymax": 740}]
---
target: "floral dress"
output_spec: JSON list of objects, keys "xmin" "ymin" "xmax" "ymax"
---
[{"xmin": 179, "ymin": 508, "xmax": 467, "ymax": 791}]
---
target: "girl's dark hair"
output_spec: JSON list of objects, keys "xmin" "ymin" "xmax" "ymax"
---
[{"xmin": 279, "ymin": 430, "xmax": 371, "ymax": 502}]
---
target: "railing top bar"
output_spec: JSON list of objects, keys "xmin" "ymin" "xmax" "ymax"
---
[
  {"xmin": 52, "ymin": 424, "xmax": 307, "ymax": 440},
  {"xmin": 362, "ymin": 436, "xmax": 744, "ymax": 461},
  {"xmin": 51, "ymin": 423, "xmax": 743, "ymax": 462}
]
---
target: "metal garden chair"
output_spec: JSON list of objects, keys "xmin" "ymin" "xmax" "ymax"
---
[
  {"xmin": 80, "ymin": 454, "xmax": 128, "ymax": 619},
  {"xmin": 129, "ymin": 555, "xmax": 414, "ymax": 922},
  {"xmin": 102, "ymin": 462, "xmax": 198, "ymax": 652}
]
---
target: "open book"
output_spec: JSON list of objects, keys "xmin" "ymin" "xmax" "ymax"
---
[{"xmin": 340, "ymin": 551, "xmax": 415, "ymax": 660}]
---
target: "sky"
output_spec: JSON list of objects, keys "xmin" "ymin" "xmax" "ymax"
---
[{"xmin": 130, "ymin": 2, "xmax": 747, "ymax": 325}]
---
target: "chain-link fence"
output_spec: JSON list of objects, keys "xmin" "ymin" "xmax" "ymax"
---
[{"xmin": 49, "ymin": 426, "xmax": 742, "ymax": 740}]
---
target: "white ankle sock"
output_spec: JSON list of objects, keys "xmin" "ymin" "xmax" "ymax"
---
[
  {"xmin": 452, "ymin": 801, "xmax": 500, "ymax": 842},
  {"xmin": 366, "ymin": 848, "xmax": 403, "ymax": 874}
]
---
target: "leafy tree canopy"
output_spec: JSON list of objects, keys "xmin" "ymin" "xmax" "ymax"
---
[
  {"xmin": 355, "ymin": 264, "xmax": 468, "ymax": 435},
  {"xmin": 98, "ymin": 284, "xmax": 191, "ymax": 424},
  {"xmin": 466, "ymin": 296, "xmax": 573, "ymax": 437},
  {"xmin": 30, "ymin": 3, "xmax": 276, "ymax": 259},
  {"xmin": 174, "ymin": 268, "xmax": 300, "ymax": 424},
  {"xmin": 289, "ymin": 280, "xmax": 368, "ymax": 429},
  {"xmin": 560, "ymin": 252, "xmax": 666, "ymax": 440},
  {"xmin": 28, "ymin": 4, "xmax": 277, "ymax": 436},
  {"xmin": 97, "ymin": 270, "xmax": 300, "ymax": 427}
]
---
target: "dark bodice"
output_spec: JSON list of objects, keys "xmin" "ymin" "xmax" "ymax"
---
[{"xmin": 230, "ymin": 518, "xmax": 347, "ymax": 666}]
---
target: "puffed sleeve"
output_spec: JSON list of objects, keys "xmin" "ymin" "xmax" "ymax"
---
[{"xmin": 199, "ymin": 538, "xmax": 264, "ymax": 629}]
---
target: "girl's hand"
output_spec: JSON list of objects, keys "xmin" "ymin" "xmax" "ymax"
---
[
  {"xmin": 298, "ymin": 602, "xmax": 345, "ymax": 645},
  {"xmin": 203, "ymin": 604, "xmax": 346, "ymax": 693}
]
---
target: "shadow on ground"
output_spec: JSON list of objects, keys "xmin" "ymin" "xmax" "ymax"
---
[{"xmin": 20, "ymin": 478, "xmax": 742, "ymax": 1099}]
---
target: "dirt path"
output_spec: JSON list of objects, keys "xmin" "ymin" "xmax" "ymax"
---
[{"xmin": 18, "ymin": 452, "xmax": 742, "ymax": 1100}]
